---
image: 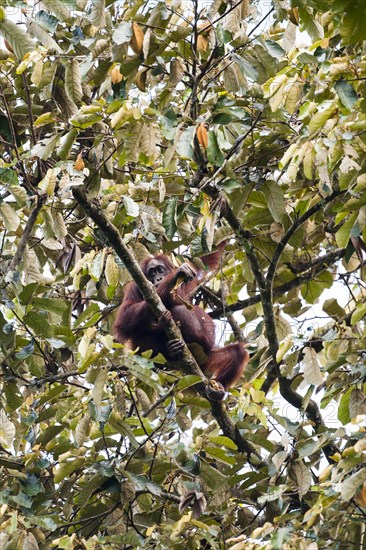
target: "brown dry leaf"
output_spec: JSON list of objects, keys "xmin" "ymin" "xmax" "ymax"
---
[
  {"xmin": 302, "ymin": 347, "xmax": 324, "ymax": 386},
  {"xmin": 270, "ymin": 222, "xmax": 284, "ymax": 243},
  {"xmin": 197, "ymin": 34, "xmax": 208, "ymax": 52},
  {"xmin": 135, "ymin": 388, "xmax": 151, "ymax": 412},
  {"xmin": 136, "ymin": 69, "xmax": 148, "ymax": 91},
  {"xmin": 131, "ymin": 21, "xmax": 144, "ymax": 55},
  {"xmin": 240, "ymin": 0, "xmax": 250, "ymax": 19},
  {"xmin": 4, "ymin": 40, "xmax": 14, "ymax": 53},
  {"xmin": 170, "ymin": 58, "xmax": 185, "ymax": 85},
  {"xmin": 196, "ymin": 122, "xmax": 208, "ymax": 148},
  {"xmin": 349, "ymin": 388, "xmax": 366, "ymax": 418},
  {"xmin": 196, "ymin": 23, "xmax": 211, "ymax": 53},
  {"xmin": 288, "ymin": 7, "xmax": 299, "ymax": 25},
  {"xmin": 355, "ymin": 482, "xmax": 366, "ymax": 507},
  {"xmin": 74, "ymin": 152, "xmax": 85, "ymax": 171},
  {"xmin": 111, "ymin": 65, "xmax": 123, "ymax": 84},
  {"xmin": 179, "ymin": 490, "xmax": 207, "ymax": 519}
]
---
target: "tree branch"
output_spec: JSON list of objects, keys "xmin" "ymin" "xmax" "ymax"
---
[
  {"xmin": 266, "ymin": 191, "xmax": 344, "ymax": 284},
  {"xmin": 210, "ymin": 248, "xmax": 346, "ymax": 318},
  {"xmin": 203, "ymin": 186, "xmax": 340, "ymax": 462},
  {"xmin": 72, "ymin": 188, "xmax": 203, "ymax": 374},
  {"xmin": 72, "ymin": 186, "xmax": 263, "ymax": 465},
  {"xmin": 7, "ymin": 193, "xmax": 47, "ymax": 273}
]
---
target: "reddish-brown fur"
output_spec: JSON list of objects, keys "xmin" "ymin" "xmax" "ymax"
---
[{"xmin": 114, "ymin": 254, "xmax": 249, "ymax": 391}]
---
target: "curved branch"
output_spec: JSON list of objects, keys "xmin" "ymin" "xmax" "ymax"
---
[
  {"xmin": 72, "ymin": 187, "xmax": 263, "ymax": 466},
  {"xmin": 203, "ymin": 187, "xmax": 340, "ymax": 462}
]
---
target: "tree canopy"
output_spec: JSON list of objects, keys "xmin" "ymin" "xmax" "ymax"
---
[{"xmin": 0, "ymin": 0, "xmax": 366, "ymax": 548}]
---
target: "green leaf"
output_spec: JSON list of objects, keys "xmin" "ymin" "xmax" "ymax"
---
[
  {"xmin": 11, "ymin": 491, "xmax": 33, "ymax": 508},
  {"xmin": 211, "ymin": 112, "xmax": 233, "ymax": 125},
  {"xmin": 265, "ymin": 39, "xmax": 285, "ymax": 59},
  {"xmin": 301, "ymin": 271, "xmax": 333, "ymax": 304},
  {"xmin": 322, "ymin": 299, "xmax": 345, "ymax": 317},
  {"xmin": 338, "ymin": 389, "xmax": 352, "ymax": 425},
  {"xmin": 21, "ymin": 474, "xmax": 43, "ymax": 496},
  {"xmin": 262, "ymin": 180, "xmax": 285, "ymax": 222},
  {"xmin": 176, "ymin": 126, "xmax": 195, "ymax": 159},
  {"xmin": 41, "ymin": 0, "xmax": 73, "ymax": 23},
  {"xmin": 175, "ymin": 375, "xmax": 202, "ymax": 391},
  {"xmin": 207, "ymin": 435, "xmax": 238, "ymax": 450},
  {"xmin": 297, "ymin": 6, "xmax": 323, "ymax": 40},
  {"xmin": 4, "ymin": 381, "xmax": 23, "ymax": 411},
  {"xmin": 90, "ymin": 250, "xmax": 105, "ymax": 280},
  {"xmin": 0, "ymin": 115, "xmax": 12, "ymax": 142},
  {"xmin": 207, "ymin": 131, "xmax": 224, "ymax": 166},
  {"xmin": 65, "ymin": 59, "xmax": 83, "ymax": 104},
  {"xmin": 30, "ymin": 134, "xmax": 60, "ymax": 160},
  {"xmin": 88, "ymin": 0, "xmax": 106, "ymax": 29},
  {"xmin": 0, "ymin": 168, "xmax": 18, "ymax": 186},
  {"xmin": 28, "ymin": 20, "xmax": 62, "ymax": 53},
  {"xmin": 74, "ymin": 303, "xmax": 100, "ymax": 327},
  {"xmin": 162, "ymin": 197, "xmax": 177, "ymax": 239},
  {"xmin": 334, "ymin": 80, "xmax": 358, "ymax": 110},
  {"xmin": 232, "ymin": 53, "xmax": 258, "ymax": 81},
  {"xmin": 105, "ymin": 255, "xmax": 120, "ymax": 287},
  {"xmin": 70, "ymin": 113, "xmax": 103, "ymax": 128},
  {"xmin": 24, "ymin": 312, "xmax": 53, "ymax": 338},
  {"xmin": 0, "ymin": 202, "xmax": 20, "ymax": 231},
  {"xmin": 335, "ymin": 212, "xmax": 357, "ymax": 247},
  {"xmin": 119, "ymin": 54, "xmax": 141, "ymax": 76},
  {"xmin": 340, "ymin": 468, "xmax": 366, "ymax": 501},
  {"xmin": 35, "ymin": 10, "xmax": 59, "ymax": 32},
  {"xmin": 309, "ymin": 101, "xmax": 338, "ymax": 134},
  {"xmin": 297, "ymin": 52, "xmax": 319, "ymax": 64},
  {"xmin": 57, "ymin": 128, "xmax": 79, "ymax": 159},
  {"xmin": 205, "ymin": 446, "xmax": 236, "ymax": 465},
  {"xmin": 200, "ymin": 461, "xmax": 228, "ymax": 489},
  {"xmin": 337, "ymin": 0, "xmax": 366, "ymax": 44},
  {"xmin": 350, "ymin": 302, "xmax": 366, "ymax": 325},
  {"xmin": 0, "ymin": 19, "xmax": 34, "ymax": 59},
  {"xmin": 54, "ymin": 457, "xmax": 85, "ymax": 484},
  {"xmin": 15, "ymin": 340, "xmax": 35, "ymax": 360},
  {"xmin": 36, "ymin": 425, "xmax": 64, "ymax": 445},
  {"xmin": 92, "ymin": 367, "xmax": 108, "ymax": 406},
  {"xmin": 128, "ymin": 357, "xmax": 162, "ymax": 392}
]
